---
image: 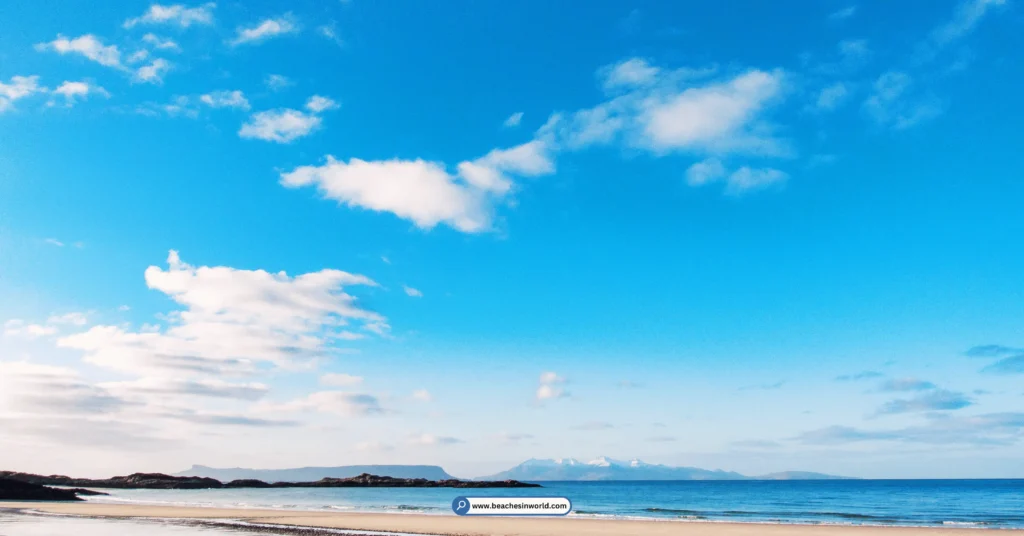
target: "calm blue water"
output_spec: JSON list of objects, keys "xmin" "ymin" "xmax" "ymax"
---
[{"xmin": 80, "ymin": 480, "xmax": 1024, "ymax": 528}]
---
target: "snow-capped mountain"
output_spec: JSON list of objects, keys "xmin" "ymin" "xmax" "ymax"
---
[{"xmin": 479, "ymin": 457, "xmax": 849, "ymax": 481}]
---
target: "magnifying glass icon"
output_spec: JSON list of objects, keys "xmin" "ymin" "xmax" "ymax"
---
[
  {"xmin": 458, "ymin": 500, "xmax": 467, "ymax": 510},
  {"xmin": 453, "ymin": 497, "xmax": 470, "ymax": 515}
]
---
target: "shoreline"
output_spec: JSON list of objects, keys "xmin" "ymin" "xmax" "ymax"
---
[{"xmin": 2, "ymin": 502, "xmax": 1020, "ymax": 536}]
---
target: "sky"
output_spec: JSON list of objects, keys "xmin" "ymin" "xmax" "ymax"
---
[{"xmin": 0, "ymin": 0, "xmax": 1022, "ymax": 480}]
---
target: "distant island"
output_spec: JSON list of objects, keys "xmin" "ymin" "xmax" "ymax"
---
[
  {"xmin": 175, "ymin": 464, "xmax": 455, "ymax": 482},
  {"xmin": 477, "ymin": 457, "xmax": 854, "ymax": 481},
  {"xmin": 0, "ymin": 471, "xmax": 540, "ymax": 496}
]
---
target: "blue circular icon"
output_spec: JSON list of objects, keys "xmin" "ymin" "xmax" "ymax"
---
[{"xmin": 452, "ymin": 496, "xmax": 470, "ymax": 515}]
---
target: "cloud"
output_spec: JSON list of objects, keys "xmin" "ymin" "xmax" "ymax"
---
[
  {"xmin": 731, "ymin": 439, "xmax": 782, "ymax": 449},
  {"xmin": 982, "ymin": 355, "xmax": 1024, "ymax": 375},
  {"xmin": 835, "ymin": 370, "xmax": 883, "ymax": 381},
  {"xmin": 265, "ymin": 74, "xmax": 292, "ymax": 91},
  {"xmin": 267, "ymin": 391, "xmax": 384, "ymax": 417},
  {"xmin": 966, "ymin": 344, "xmax": 1022, "ymax": 358},
  {"xmin": 51, "ymin": 81, "xmax": 110, "ymax": 106},
  {"xmin": 101, "ymin": 377, "xmax": 269, "ymax": 400},
  {"xmin": 57, "ymin": 250, "xmax": 385, "ymax": 376},
  {"xmin": 647, "ymin": 436, "xmax": 678, "ymax": 442},
  {"xmin": 305, "ymin": 95, "xmax": 339, "ymax": 113},
  {"xmin": 403, "ymin": 286, "xmax": 423, "ymax": 298},
  {"xmin": 503, "ymin": 112, "xmax": 524, "ymax": 128},
  {"xmin": 408, "ymin": 433, "xmax": 462, "ymax": 446},
  {"xmin": 124, "ymin": 3, "xmax": 215, "ymax": 28},
  {"xmin": 200, "ymin": 90, "xmax": 250, "ymax": 110},
  {"xmin": 965, "ymin": 344, "xmax": 1024, "ymax": 375},
  {"xmin": 355, "ymin": 441, "xmax": 394, "ymax": 452},
  {"xmin": 797, "ymin": 412, "xmax": 1024, "ymax": 446},
  {"xmin": 318, "ymin": 23, "xmax": 344, "ymax": 46},
  {"xmin": 0, "ymin": 361, "xmax": 132, "ymax": 416},
  {"xmin": 230, "ymin": 16, "xmax": 299, "ymax": 46},
  {"xmin": 320, "ymin": 373, "xmax": 363, "ymax": 387},
  {"xmin": 142, "ymin": 33, "xmax": 180, "ymax": 51},
  {"xmin": 134, "ymin": 58, "xmax": 172, "ymax": 84},
  {"xmin": 685, "ymin": 158, "xmax": 726, "ymax": 186},
  {"xmin": 875, "ymin": 389, "xmax": 973, "ymax": 415},
  {"xmin": 412, "ymin": 389, "xmax": 432, "ymax": 402},
  {"xmin": 536, "ymin": 371, "xmax": 567, "ymax": 401},
  {"xmin": 3, "ymin": 320, "xmax": 58, "ymax": 338},
  {"xmin": 0, "ymin": 76, "xmax": 44, "ymax": 112},
  {"xmin": 863, "ymin": 71, "xmax": 942, "ymax": 129},
  {"xmin": 239, "ymin": 108, "xmax": 321, "ymax": 143},
  {"xmin": 724, "ymin": 167, "xmax": 788, "ymax": 195},
  {"xmin": 600, "ymin": 58, "xmax": 660, "ymax": 91},
  {"xmin": 814, "ymin": 82, "xmax": 849, "ymax": 111},
  {"xmin": 161, "ymin": 408, "xmax": 297, "ymax": 427},
  {"xmin": 879, "ymin": 378, "xmax": 937, "ymax": 392},
  {"xmin": 36, "ymin": 34, "xmax": 122, "ymax": 68},
  {"xmin": 828, "ymin": 6, "xmax": 857, "ymax": 20},
  {"xmin": 136, "ymin": 95, "xmax": 198, "ymax": 118},
  {"xmin": 919, "ymin": 0, "xmax": 1007, "ymax": 60},
  {"xmin": 47, "ymin": 312, "xmax": 89, "ymax": 326},
  {"xmin": 739, "ymin": 380, "xmax": 786, "ymax": 391},
  {"xmin": 43, "ymin": 237, "xmax": 65, "ymax": 247},
  {"xmin": 494, "ymin": 432, "xmax": 534, "ymax": 444}
]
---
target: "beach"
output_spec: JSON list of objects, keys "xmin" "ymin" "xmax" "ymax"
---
[{"xmin": 3, "ymin": 502, "xmax": 1020, "ymax": 536}]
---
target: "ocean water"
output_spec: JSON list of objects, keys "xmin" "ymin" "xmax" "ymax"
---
[{"xmin": 77, "ymin": 479, "xmax": 1024, "ymax": 528}]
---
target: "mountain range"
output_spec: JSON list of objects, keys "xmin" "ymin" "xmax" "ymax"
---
[
  {"xmin": 477, "ymin": 457, "xmax": 852, "ymax": 481},
  {"xmin": 177, "ymin": 459, "xmax": 850, "ymax": 482}
]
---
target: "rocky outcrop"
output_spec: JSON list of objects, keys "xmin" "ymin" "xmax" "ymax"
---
[
  {"xmin": 0, "ymin": 478, "xmax": 82, "ymax": 501},
  {"xmin": 0, "ymin": 471, "xmax": 540, "ymax": 489}
]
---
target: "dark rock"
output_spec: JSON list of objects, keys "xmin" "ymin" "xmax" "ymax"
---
[
  {"xmin": 65, "ymin": 488, "xmax": 109, "ymax": 496},
  {"xmin": 0, "ymin": 478, "xmax": 82, "ymax": 501},
  {"xmin": 224, "ymin": 479, "xmax": 273, "ymax": 488}
]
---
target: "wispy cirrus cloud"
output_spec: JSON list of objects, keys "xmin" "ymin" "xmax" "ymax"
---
[
  {"xmin": 230, "ymin": 16, "xmax": 299, "ymax": 46},
  {"xmin": 796, "ymin": 412, "xmax": 1024, "ymax": 446},
  {"xmin": 875, "ymin": 389, "xmax": 973, "ymax": 415},
  {"xmin": 967, "ymin": 344, "xmax": 1024, "ymax": 375},
  {"xmin": 124, "ymin": 3, "xmax": 215, "ymax": 29}
]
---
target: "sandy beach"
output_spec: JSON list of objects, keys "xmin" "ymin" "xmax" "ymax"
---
[{"xmin": 2, "ymin": 502, "xmax": 1018, "ymax": 536}]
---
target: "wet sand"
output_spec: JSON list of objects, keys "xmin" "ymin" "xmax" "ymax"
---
[{"xmin": 1, "ymin": 501, "xmax": 1017, "ymax": 536}]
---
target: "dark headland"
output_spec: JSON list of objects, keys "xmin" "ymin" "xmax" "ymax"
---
[{"xmin": 0, "ymin": 471, "xmax": 540, "ymax": 498}]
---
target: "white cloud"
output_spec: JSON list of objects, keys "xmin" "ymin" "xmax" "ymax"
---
[
  {"xmin": 36, "ymin": 34, "xmax": 122, "ymax": 68},
  {"xmin": 640, "ymin": 69, "xmax": 785, "ymax": 154},
  {"xmin": 685, "ymin": 158, "xmax": 726, "ymax": 186},
  {"xmin": 3, "ymin": 320, "xmax": 58, "ymax": 338},
  {"xmin": 355, "ymin": 440, "xmax": 394, "ymax": 452},
  {"xmin": 928, "ymin": 0, "xmax": 1006, "ymax": 50},
  {"xmin": 503, "ymin": 111, "xmax": 524, "ymax": 127},
  {"xmin": 142, "ymin": 33, "xmax": 181, "ymax": 51},
  {"xmin": 230, "ymin": 17, "xmax": 299, "ymax": 46},
  {"xmin": 456, "ymin": 140, "xmax": 555, "ymax": 195},
  {"xmin": 537, "ymin": 371, "xmax": 568, "ymax": 401},
  {"xmin": 318, "ymin": 24, "xmax": 344, "ymax": 46},
  {"xmin": 305, "ymin": 95, "xmax": 339, "ymax": 113},
  {"xmin": 0, "ymin": 75, "xmax": 44, "ymax": 112},
  {"xmin": 127, "ymin": 49, "xmax": 150, "ymax": 64},
  {"xmin": 51, "ymin": 81, "xmax": 110, "ymax": 106},
  {"xmin": 412, "ymin": 389, "xmax": 432, "ymax": 402},
  {"xmin": 828, "ymin": 6, "xmax": 857, "ymax": 20},
  {"xmin": 43, "ymin": 237, "xmax": 65, "ymax": 247},
  {"xmin": 124, "ymin": 3, "xmax": 215, "ymax": 28},
  {"xmin": 600, "ymin": 58, "xmax": 660, "ymax": 91},
  {"xmin": 118, "ymin": 305, "xmax": 131, "ymax": 312},
  {"xmin": 863, "ymin": 71, "xmax": 942, "ymax": 129},
  {"xmin": 47, "ymin": 312, "xmax": 89, "ymax": 326},
  {"xmin": 239, "ymin": 109, "xmax": 321, "ymax": 143},
  {"xmin": 200, "ymin": 90, "xmax": 250, "ymax": 110},
  {"xmin": 265, "ymin": 74, "xmax": 292, "ymax": 91},
  {"xmin": 0, "ymin": 361, "xmax": 130, "ymax": 417},
  {"xmin": 408, "ymin": 433, "xmax": 462, "ymax": 446},
  {"xmin": 134, "ymin": 58, "xmax": 172, "ymax": 84},
  {"xmin": 403, "ymin": 286, "xmax": 423, "ymax": 298},
  {"xmin": 57, "ymin": 250, "xmax": 385, "ymax": 376},
  {"xmin": 280, "ymin": 157, "xmax": 492, "ymax": 233},
  {"xmin": 266, "ymin": 391, "xmax": 383, "ymax": 417},
  {"xmin": 724, "ymin": 167, "xmax": 788, "ymax": 195},
  {"xmin": 319, "ymin": 373, "xmax": 363, "ymax": 387},
  {"xmin": 814, "ymin": 82, "xmax": 849, "ymax": 111},
  {"xmin": 100, "ymin": 377, "xmax": 269, "ymax": 400}
]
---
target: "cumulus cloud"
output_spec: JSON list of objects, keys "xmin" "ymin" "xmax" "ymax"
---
[
  {"xmin": 536, "ymin": 371, "xmax": 567, "ymax": 401},
  {"xmin": 3, "ymin": 320, "xmax": 58, "ymax": 338},
  {"xmin": 36, "ymin": 34, "xmax": 122, "ymax": 68},
  {"xmin": 265, "ymin": 74, "xmax": 292, "ymax": 91},
  {"xmin": 134, "ymin": 58, "xmax": 172, "ymax": 84},
  {"xmin": 200, "ymin": 90, "xmax": 250, "ymax": 110},
  {"xmin": 814, "ymin": 82, "xmax": 849, "ymax": 111},
  {"xmin": 403, "ymin": 286, "xmax": 423, "ymax": 298},
  {"xmin": 320, "ymin": 373, "xmax": 363, "ymax": 387},
  {"xmin": 0, "ymin": 75, "xmax": 44, "ymax": 112},
  {"xmin": 124, "ymin": 3, "xmax": 215, "ymax": 28},
  {"xmin": 57, "ymin": 250, "xmax": 385, "ymax": 376},
  {"xmin": 0, "ymin": 361, "xmax": 132, "ymax": 417},
  {"xmin": 600, "ymin": 58, "xmax": 660, "ymax": 91},
  {"xmin": 230, "ymin": 17, "xmax": 299, "ymax": 46},
  {"xmin": 305, "ymin": 95, "xmax": 339, "ymax": 113},
  {"xmin": 239, "ymin": 108, "xmax": 321, "ymax": 143},
  {"xmin": 51, "ymin": 81, "xmax": 110, "ymax": 106},
  {"xmin": 686, "ymin": 159, "xmax": 787, "ymax": 195},
  {"xmin": 142, "ymin": 33, "xmax": 180, "ymax": 51}
]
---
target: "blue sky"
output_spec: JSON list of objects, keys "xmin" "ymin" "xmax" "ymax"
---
[{"xmin": 1, "ymin": 0, "xmax": 1022, "ymax": 479}]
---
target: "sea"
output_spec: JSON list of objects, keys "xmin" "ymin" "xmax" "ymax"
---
[{"xmin": 7, "ymin": 479, "xmax": 1021, "ymax": 530}]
